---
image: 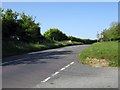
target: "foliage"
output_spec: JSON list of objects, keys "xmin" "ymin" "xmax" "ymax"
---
[
  {"xmin": 1, "ymin": 8, "xmax": 41, "ymax": 43},
  {"xmin": 79, "ymin": 41, "xmax": 119, "ymax": 67},
  {"xmin": 2, "ymin": 9, "xmax": 19, "ymax": 39},
  {"xmin": 44, "ymin": 28, "xmax": 68, "ymax": 41},
  {"xmin": 2, "ymin": 8, "xmax": 97, "ymax": 58},
  {"xmin": 82, "ymin": 39, "xmax": 97, "ymax": 44},
  {"xmin": 68, "ymin": 36, "xmax": 97, "ymax": 44},
  {"xmin": 1, "ymin": 8, "xmax": 97, "ymax": 44},
  {"xmin": 3, "ymin": 40, "xmax": 83, "ymax": 57},
  {"xmin": 17, "ymin": 12, "xmax": 41, "ymax": 42},
  {"xmin": 102, "ymin": 22, "xmax": 120, "ymax": 41},
  {"xmin": 68, "ymin": 36, "xmax": 83, "ymax": 42}
]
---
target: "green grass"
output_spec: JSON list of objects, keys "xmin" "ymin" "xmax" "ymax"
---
[
  {"xmin": 79, "ymin": 41, "xmax": 119, "ymax": 67},
  {"xmin": 3, "ymin": 41, "xmax": 83, "ymax": 58}
]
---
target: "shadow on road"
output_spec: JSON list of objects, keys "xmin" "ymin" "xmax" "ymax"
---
[{"xmin": 2, "ymin": 50, "xmax": 74, "ymax": 66}]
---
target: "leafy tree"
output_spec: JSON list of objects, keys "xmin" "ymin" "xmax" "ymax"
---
[
  {"xmin": 0, "ymin": 8, "xmax": 3, "ymax": 20},
  {"xmin": 44, "ymin": 28, "xmax": 68, "ymax": 41},
  {"xmin": 2, "ymin": 9, "xmax": 41, "ymax": 43},
  {"xmin": 17, "ymin": 12, "xmax": 41, "ymax": 42},
  {"xmin": 68, "ymin": 36, "xmax": 83, "ymax": 42},
  {"xmin": 68, "ymin": 36, "xmax": 97, "ymax": 44},
  {"xmin": 102, "ymin": 22, "xmax": 120, "ymax": 41},
  {"xmin": 2, "ymin": 9, "xmax": 19, "ymax": 39}
]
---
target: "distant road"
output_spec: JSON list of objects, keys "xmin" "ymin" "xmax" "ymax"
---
[{"xmin": 2, "ymin": 45, "xmax": 118, "ymax": 88}]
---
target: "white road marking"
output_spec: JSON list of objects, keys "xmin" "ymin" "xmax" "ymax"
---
[
  {"xmin": 41, "ymin": 77, "xmax": 51, "ymax": 82},
  {"xmin": 40, "ymin": 61, "xmax": 75, "ymax": 83},
  {"xmin": 2, "ymin": 57, "xmax": 29, "ymax": 65},
  {"xmin": 35, "ymin": 61, "xmax": 75, "ymax": 88},
  {"xmin": 65, "ymin": 64, "xmax": 70, "ymax": 68},
  {"xmin": 60, "ymin": 67, "xmax": 66, "ymax": 71},
  {"xmin": 52, "ymin": 71, "xmax": 60, "ymax": 76},
  {"xmin": 56, "ymin": 49, "xmax": 65, "ymax": 51},
  {"xmin": 70, "ymin": 62, "xmax": 74, "ymax": 65}
]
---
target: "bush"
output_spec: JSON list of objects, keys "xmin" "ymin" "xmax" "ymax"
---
[
  {"xmin": 102, "ymin": 22, "xmax": 120, "ymax": 41},
  {"xmin": 79, "ymin": 41, "xmax": 119, "ymax": 67},
  {"xmin": 44, "ymin": 28, "xmax": 68, "ymax": 41}
]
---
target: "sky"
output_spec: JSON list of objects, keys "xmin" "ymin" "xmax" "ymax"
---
[{"xmin": 2, "ymin": 2, "xmax": 118, "ymax": 39}]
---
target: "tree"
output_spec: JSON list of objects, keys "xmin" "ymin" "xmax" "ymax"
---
[
  {"xmin": 2, "ymin": 9, "xmax": 19, "ymax": 39},
  {"xmin": 102, "ymin": 22, "xmax": 120, "ymax": 41},
  {"xmin": 68, "ymin": 36, "xmax": 83, "ymax": 42},
  {"xmin": 2, "ymin": 9, "xmax": 41, "ymax": 43},
  {"xmin": 44, "ymin": 28, "xmax": 68, "ymax": 41},
  {"xmin": 17, "ymin": 12, "xmax": 41, "ymax": 42}
]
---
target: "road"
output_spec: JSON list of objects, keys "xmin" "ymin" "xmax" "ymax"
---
[{"xmin": 2, "ymin": 45, "xmax": 118, "ymax": 88}]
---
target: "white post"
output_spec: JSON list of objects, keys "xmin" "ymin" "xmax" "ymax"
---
[{"xmin": 97, "ymin": 31, "xmax": 99, "ymax": 42}]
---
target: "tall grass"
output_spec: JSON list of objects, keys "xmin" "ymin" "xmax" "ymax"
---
[
  {"xmin": 3, "ymin": 41, "xmax": 83, "ymax": 58},
  {"xmin": 79, "ymin": 41, "xmax": 119, "ymax": 67}
]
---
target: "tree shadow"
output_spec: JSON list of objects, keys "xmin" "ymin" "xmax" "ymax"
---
[{"xmin": 2, "ymin": 50, "xmax": 74, "ymax": 66}]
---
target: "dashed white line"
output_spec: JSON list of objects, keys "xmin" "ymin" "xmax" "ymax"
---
[
  {"xmin": 65, "ymin": 64, "xmax": 70, "ymax": 68},
  {"xmin": 60, "ymin": 67, "xmax": 66, "ymax": 71},
  {"xmin": 41, "ymin": 77, "xmax": 51, "ymax": 82},
  {"xmin": 40, "ymin": 61, "xmax": 75, "ymax": 83},
  {"xmin": 52, "ymin": 71, "xmax": 60, "ymax": 76},
  {"xmin": 70, "ymin": 62, "xmax": 74, "ymax": 65},
  {"xmin": 35, "ymin": 61, "xmax": 75, "ymax": 88}
]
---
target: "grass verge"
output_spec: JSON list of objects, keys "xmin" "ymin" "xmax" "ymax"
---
[
  {"xmin": 79, "ymin": 41, "xmax": 119, "ymax": 67},
  {"xmin": 3, "ymin": 41, "xmax": 83, "ymax": 58}
]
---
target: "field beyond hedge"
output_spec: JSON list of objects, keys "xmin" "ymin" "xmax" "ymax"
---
[{"xmin": 79, "ymin": 41, "xmax": 119, "ymax": 67}]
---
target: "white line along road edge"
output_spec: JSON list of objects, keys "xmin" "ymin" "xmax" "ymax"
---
[
  {"xmin": 2, "ymin": 57, "xmax": 30, "ymax": 66},
  {"xmin": 35, "ymin": 61, "xmax": 74, "ymax": 88}
]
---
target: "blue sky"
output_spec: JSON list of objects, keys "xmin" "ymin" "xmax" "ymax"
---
[{"xmin": 2, "ymin": 2, "xmax": 118, "ymax": 39}]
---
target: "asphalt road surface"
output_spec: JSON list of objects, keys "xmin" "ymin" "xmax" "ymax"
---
[{"xmin": 2, "ymin": 45, "xmax": 118, "ymax": 88}]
